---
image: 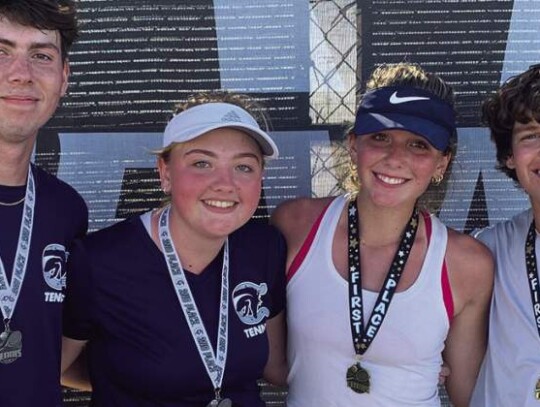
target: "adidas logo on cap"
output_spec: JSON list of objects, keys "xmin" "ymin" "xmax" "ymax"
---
[{"xmin": 221, "ymin": 110, "xmax": 243, "ymax": 123}]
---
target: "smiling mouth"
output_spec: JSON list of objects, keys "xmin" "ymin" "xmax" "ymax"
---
[
  {"xmin": 204, "ymin": 200, "xmax": 236, "ymax": 208},
  {"xmin": 2, "ymin": 96, "xmax": 38, "ymax": 104},
  {"xmin": 375, "ymin": 173, "xmax": 407, "ymax": 185}
]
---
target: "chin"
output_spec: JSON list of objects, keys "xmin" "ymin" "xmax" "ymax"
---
[{"xmin": 206, "ymin": 223, "xmax": 244, "ymax": 238}]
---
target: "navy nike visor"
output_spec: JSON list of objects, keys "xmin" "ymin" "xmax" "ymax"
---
[{"xmin": 353, "ymin": 85, "xmax": 456, "ymax": 151}]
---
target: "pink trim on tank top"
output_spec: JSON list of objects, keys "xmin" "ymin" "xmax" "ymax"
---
[
  {"xmin": 422, "ymin": 212, "xmax": 454, "ymax": 323},
  {"xmin": 287, "ymin": 201, "xmax": 332, "ymax": 282},
  {"xmin": 287, "ymin": 203, "xmax": 455, "ymax": 323}
]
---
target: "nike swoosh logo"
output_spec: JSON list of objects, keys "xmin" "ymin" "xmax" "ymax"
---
[{"xmin": 389, "ymin": 91, "xmax": 430, "ymax": 104}]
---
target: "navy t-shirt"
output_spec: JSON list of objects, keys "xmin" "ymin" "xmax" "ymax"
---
[
  {"xmin": 64, "ymin": 215, "xmax": 286, "ymax": 406},
  {"xmin": 0, "ymin": 164, "xmax": 88, "ymax": 407}
]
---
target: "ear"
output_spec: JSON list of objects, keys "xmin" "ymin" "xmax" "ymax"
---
[
  {"xmin": 157, "ymin": 157, "xmax": 171, "ymax": 194},
  {"xmin": 60, "ymin": 60, "xmax": 70, "ymax": 97},
  {"xmin": 347, "ymin": 132, "xmax": 358, "ymax": 164},
  {"xmin": 505, "ymin": 154, "xmax": 516, "ymax": 169},
  {"xmin": 435, "ymin": 152, "xmax": 451, "ymax": 177}
]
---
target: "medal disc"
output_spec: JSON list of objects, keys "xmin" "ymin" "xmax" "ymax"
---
[
  {"xmin": 0, "ymin": 330, "xmax": 22, "ymax": 364},
  {"xmin": 0, "ymin": 330, "xmax": 9, "ymax": 345},
  {"xmin": 346, "ymin": 362, "xmax": 370, "ymax": 394},
  {"xmin": 207, "ymin": 398, "xmax": 232, "ymax": 407},
  {"xmin": 217, "ymin": 398, "xmax": 232, "ymax": 407}
]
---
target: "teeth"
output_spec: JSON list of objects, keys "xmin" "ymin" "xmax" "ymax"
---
[
  {"xmin": 377, "ymin": 174, "xmax": 405, "ymax": 185},
  {"xmin": 205, "ymin": 200, "xmax": 235, "ymax": 208}
]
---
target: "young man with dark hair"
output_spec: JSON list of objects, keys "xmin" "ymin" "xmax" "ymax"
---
[
  {"xmin": 471, "ymin": 64, "xmax": 540, "ymax": 406},
  {"xmin": 0, "ymin": 1, "xmax": 88, "ymax": 405}
]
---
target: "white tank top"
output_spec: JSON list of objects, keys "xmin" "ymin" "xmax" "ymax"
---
[
  {"xmin": 471, "ymin": 209, "xmax": 540, "ymax": 407},
  {"xmin": 286, "ymin": 195, "xmax": 451, "ymax": 407}
]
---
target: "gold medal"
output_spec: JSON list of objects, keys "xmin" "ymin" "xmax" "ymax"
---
[
  {"xmin": 346, "ymin": 201, "xmax": 419, "ymax": 395},
  {"xmin": 346, "ymin": 362, "xmax": 370, "ymax": 394},
  {"xmin": 535, "ymin": 378, "xmax": 540, "ymax": 400}
]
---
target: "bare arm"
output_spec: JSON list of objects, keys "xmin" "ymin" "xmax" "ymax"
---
[
  {"xmin": 61, "ymin": 336, "xmax": 91, "ymax": 391},
  {"xmin": 262, "ymin": 311, "xmax": 288, "ymax": 386},
  {"xmin": 443, "ymin": 232, "xmax": 494, "ymax": 407}
]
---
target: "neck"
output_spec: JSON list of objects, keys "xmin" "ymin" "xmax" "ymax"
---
[
  {"xmin": 0, "ymin": 142, "xmax": 33, "ymax": 186},
  {"xmin": 152, "ymin": 209, "xmax": 226, "ymax": 275},
  {"xmin": 355, "ymin": 197, "xmax": 417, "ymax": 247}
]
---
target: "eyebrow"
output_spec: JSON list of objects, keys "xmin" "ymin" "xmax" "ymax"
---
[
  {"xmin": 0, "ymin": 38, "xmax": 61, "ymax": 54},
  {"xmin": 185, "ymin": 148, "xmax": 262, "ymax": 162}
]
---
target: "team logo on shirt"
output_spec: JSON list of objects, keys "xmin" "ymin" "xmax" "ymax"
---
[
  {"xmin": 232, "ymin": 282, "xmax": 270, "ymax": 339},
  {"xmin": 42, "ymin": 244, "xmax": 67, "ymax": 303},
  {"xmin": 232, "ymin": 281, "xmax": 270, "ymax": 325}
]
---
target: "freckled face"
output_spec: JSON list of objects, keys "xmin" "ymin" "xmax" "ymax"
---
[{"xmin": 158, "ymin": 128, "xmax": 264, "ymax": 240}]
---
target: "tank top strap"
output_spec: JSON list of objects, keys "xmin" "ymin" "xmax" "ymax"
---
[
  {"xmin": 287, "ymin": 195, "xmax": 348, "ymax": 282},
  {"xmin": 422, "ymin": 212, "xmax": 453, "ymax": 322}
]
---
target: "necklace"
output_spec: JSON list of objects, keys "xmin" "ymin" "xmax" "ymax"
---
[
  {"xmin": 0, "ymin": 197, "xmax": 25, "ymax": 207},
  {"xmin": 346, "ymin": 199, "xmax": 419, "ymax": 394}
]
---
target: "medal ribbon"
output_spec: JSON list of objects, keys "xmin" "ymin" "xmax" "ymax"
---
[
  {"xmin": 159, "ymin": 206, "xmax": 229, "ymax": 393},
  {"xmin": 525, "ymin": 221, "xmax": 540, "ymax": 337},
  {"xmin": 347, "ymin": 199, "xmax": 419, "ymax": 355},
  {"xmin": 0, "ymin": 166, "xmax": 35, "ymax": 324}
]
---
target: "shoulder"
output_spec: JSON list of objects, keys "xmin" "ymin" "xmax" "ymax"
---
[
  {"xmin": 33, "ymin": 165, "xmax": 88, "ymax": 236},
  {"xmin": 447, "ymin": 229, "xmax": 493, "ymax": 267},
  {"xmin": 33, "ymin": 165, "xmax": 83, "ymax": 200},
  {"xmin": 33, "ymin": 165, "xmax": 88, "ymax": 213},
  {"xmin": 271, "ymin": 196, "xmax": 335, "ymax": 239},
  {"xmin": 81, "ymin": 216, "xmax": 144, "ymax": 253},
  {"xmin": 474, "ymin": 209, "xmax": 531, "ymax": 250},
  {"xmin": 446, "ymin": 228, "xmax": 494, "ymax": 308}
]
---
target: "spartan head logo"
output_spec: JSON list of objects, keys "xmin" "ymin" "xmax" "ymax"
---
[
  {"xmin": 232, "ymin": 281, "xmax": 270, "ymax": 325},
  {"xmin": 42, "ymin": 244, "xmax": 67, "ymax": 291}
]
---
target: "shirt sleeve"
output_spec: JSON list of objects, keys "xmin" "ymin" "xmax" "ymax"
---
[
  {"xmin": 473, "ymin": 225, "xmax": 497, "ymax": 253},
  {"xmin": 63, "ymin": 238, "xmax": 96, "ymax": 340}
]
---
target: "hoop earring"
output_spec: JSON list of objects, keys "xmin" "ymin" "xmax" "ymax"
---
[{"xmin": 431, "ymin": 174, "xmax": 444, "ymax": 186}]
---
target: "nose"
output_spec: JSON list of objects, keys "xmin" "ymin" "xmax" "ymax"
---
[
  {"xmin": 211, "ymin": 167, "xmax": 235, "ymax": 192},
  {"xmin": 385, "ymin": 142, "xmax": 407, "ymax": 166},
  {"xmin": 7, "ymin": 55, "xmax": 33, "ymax": 84}
]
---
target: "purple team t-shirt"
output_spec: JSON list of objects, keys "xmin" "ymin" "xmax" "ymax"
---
[
  {"xmin": 64, "ymin": 216, "xmax": 286, "ymax": 406},
  {"xmin": 0, "ymin": 165, "xmax": 88, "ymax": 407}
]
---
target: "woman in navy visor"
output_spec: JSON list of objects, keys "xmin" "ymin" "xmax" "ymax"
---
[{"xmin": 273, "ymin": 63, "xmax": 493, "ymax": 407}]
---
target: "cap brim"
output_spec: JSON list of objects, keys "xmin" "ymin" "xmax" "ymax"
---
[
  {"xmin": 164, "ymin": 122, "xmax": 279, "ymax": 159},
  {"xmin": 354, "ymin": 112, "xmax": 451, "ymax": 151}
]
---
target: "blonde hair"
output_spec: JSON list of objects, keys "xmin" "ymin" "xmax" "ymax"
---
[{"xmin": 365, "ymin": 63, "xmax": 454, "ymax": 105}]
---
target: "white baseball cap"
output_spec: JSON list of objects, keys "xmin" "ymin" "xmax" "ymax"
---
[{"xmin": 162, "ymin": 102, "xmax": 279, "ymax": 159}]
